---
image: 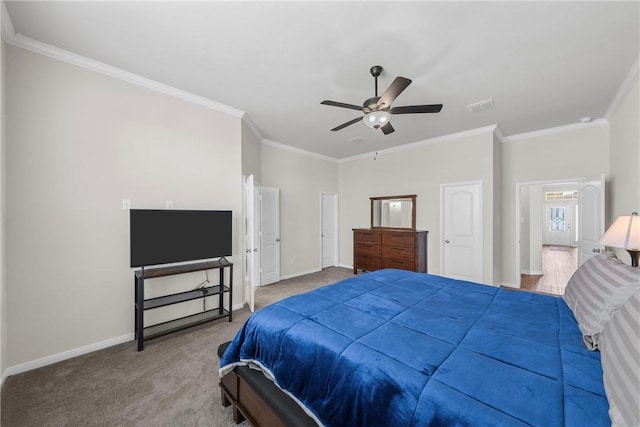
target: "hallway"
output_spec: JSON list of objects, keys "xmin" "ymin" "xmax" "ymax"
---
[{"xmin": 520, "ymin": 245, "xmax": 577, "ymax": 295}]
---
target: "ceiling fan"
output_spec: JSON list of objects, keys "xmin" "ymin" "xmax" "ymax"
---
[{"xmin": 321, "ymin": 65, "xmax": 443, "ymax": 135}]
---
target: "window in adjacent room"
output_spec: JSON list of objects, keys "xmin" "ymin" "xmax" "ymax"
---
[{"xmin": 545, "ymin": 191, "xmax": 578, "ymax": 201}]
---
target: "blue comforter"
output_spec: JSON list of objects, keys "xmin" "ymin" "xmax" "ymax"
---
[{"xmin": 220, "ymin": 269, "xmax": 610, "ymax": 426}]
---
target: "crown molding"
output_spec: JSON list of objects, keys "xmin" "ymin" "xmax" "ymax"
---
[
  {"xmin": 4, "ymin": 30, "xmax": 245, "ymax": 118},
  {"xmin": 241, "ymin": 113, "xmax": 265, "ymax": 143},
  {"xmin": 501, "ymin": 119, "xmax": 609, "ymax": 143},
  {"xmin": 605, "ymin": 55, "xmax": 639, "ymax": 120},
  {"xmin": 340, "ymin": 124, "xmax": 497, "ymax": 163},
  {"xmin": 1, "ymin": 1, "xmax": 15, "ymax": 41},
  {"xmin": 262, "ymin": 139, "xmax": 338, "ymax": 163}
]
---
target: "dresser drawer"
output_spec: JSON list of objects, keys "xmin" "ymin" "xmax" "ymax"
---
[
  {"xmin": 356, "ymin": 242, "xmax": 380, "ymax": 257},
  {"xmin": 355, "ymin": 254, "xmax": 381, "ymax": 272},
  {"xmin": 354, "ymin": 230, "xmax": 382, "ymax": 245},
  {"xmin": 381, "ymin": 257, "xmax": 415, "ymax": 271},
  {"xmin": 382, "ymin": 232, "xmax": 415, "ymax": 248},
  {"xmin": 382, "ymin": 246, "xmax": 415, "ymax": 262}
]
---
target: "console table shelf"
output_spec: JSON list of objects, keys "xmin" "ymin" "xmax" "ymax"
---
[
  {"xmin": 143, "ymin": 285, "xmax": 230, "ymax": 310},
  {"xmin": 143, "ymin": 308, "xmax": 230, "ymax": 341},
  {"xmin": 134, "ymin": 260, "xmax": 233, "ymax": 351}
]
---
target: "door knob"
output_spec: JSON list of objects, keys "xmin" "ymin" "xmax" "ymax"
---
[
  {"xmin": 592, "ymin": 248, "xmax": 602, "ymax": 253},
  {"xmin": 445, "ymin": 240, "xmax": 450, "ymax": 243},
  {"xmin": 276, "ymin": 238, "xmax": 281, "ymax": 242}
]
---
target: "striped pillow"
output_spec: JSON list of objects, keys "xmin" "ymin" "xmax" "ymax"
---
[
  {"xmin": 563, "ymin": 251, "xmax": 640, "ymax": 350},
  {"xmin": 600, "ymin": 290, "xmax": 640, "ymax": 427}
]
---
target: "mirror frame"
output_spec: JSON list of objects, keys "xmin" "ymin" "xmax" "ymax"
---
[{"xmin": 370, "ymin": 194, "xmax": 417, "ymax": 229}]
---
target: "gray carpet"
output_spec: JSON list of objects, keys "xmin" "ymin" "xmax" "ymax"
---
[{"xmin": 1, "ymin": 267, "xmax": 353, "ymax": 427}]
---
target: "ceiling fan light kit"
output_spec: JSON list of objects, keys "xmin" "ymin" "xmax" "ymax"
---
[
  {"xmin": 364, "ymin": 111, "xmax": 391, "ymax": 129},
  {"xmin": 321, "ymin": 65, "xmax": 443, "ymax": 135}
]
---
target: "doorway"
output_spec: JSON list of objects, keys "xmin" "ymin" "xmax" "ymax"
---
[
  {"xmin": 244, "ymin": 177, "xmax": 281, "ymax": 312},
  {"xmin": 321, "ymin": 193, "xmax": 338, "ymax": 268},
  {"xmin": 521, "ymin": 245, "xmax": 578, "ymax": 295},
  {"xmin": 516, "ymin": 176, "xmax": 604, "ymax": 294},
  {"xmin": 244, "ymin": 174, "xmax": 259, "ymax": 312}
]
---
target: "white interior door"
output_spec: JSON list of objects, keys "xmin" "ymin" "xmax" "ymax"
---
[
  {"xmin": 260, "ymin": 187, "xmax": 280, "ymax": 285},
  {"xmin": 578, "ymin": 174, "xmax": 605, "ymax": 266},
  {"xmin": 321, "ymin": 193, "xmax": 337, "ymax": 268},
  {"xmin": 244, "ymin": 175, "xmax": 258, "ymax": 312},
  {"xmin": 442, "ymin": 182, "xmax": 483, "ymax": 283}
]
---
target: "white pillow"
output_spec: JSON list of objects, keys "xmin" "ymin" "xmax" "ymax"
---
[
  {"xmin": 563, "ymin": 252, "xmax": 639, "ymax": 350},
  {"xmin": 600, "ymin": 290, "xmax": 640, "ymax": 427}
]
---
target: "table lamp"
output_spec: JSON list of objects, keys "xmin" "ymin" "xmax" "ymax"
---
[{"xmin": 598, "ymin": 212, "xmax": 640, "ymax": 267}]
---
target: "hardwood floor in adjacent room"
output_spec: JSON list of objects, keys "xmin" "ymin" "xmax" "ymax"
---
[{"xmin": 521, "ymin": 245, "xmax": 577, "ymax": 296}]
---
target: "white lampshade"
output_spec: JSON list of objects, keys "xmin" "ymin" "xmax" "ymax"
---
[
  {"xmin": 598, "ymin": 212, "xmax": 640, "ymax": 250},
  {"xmin": 364, "ymin": 111, "xmax": 391, "ymax": 129}
]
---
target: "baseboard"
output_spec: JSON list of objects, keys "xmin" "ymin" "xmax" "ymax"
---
[
  {"xmin": 500, "ymin": 282, "xmax": 520, "ymax": 289},
  {"xmin": 337, "ymin": 263, "xmax": 353, "ymax": 270},
  {"xmin": 1, "ymin": 303, "xmax": 247, "ymax": 380},
  {"xmin": 520, "ymin": 270, "xmax": 543, "ymax": 275},
  {"xmin": 3, "ymin": 333, "xmax": 135, "ymax": 379},
  {"xmin": 279, "ymin": 268, "xmax": 321, "ymax": 281}
]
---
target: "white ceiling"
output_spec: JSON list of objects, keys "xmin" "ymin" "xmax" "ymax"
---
[{"xmin": 4, "ymin": 1, "xmax": 639, "ymax": 159}]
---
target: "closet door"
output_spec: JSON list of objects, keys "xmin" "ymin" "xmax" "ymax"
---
[
  {"xmin": 260, "ymin": 187, "xmax": 280, "ymax": 285},
  {"xmin": 441, "ymin": 182, "xmax": 483, "ymax": 283}
]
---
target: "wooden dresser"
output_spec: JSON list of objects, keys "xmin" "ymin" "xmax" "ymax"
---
[{"xmin": 353, "ymin": 228, "xmax": 428, "ymax": 274}]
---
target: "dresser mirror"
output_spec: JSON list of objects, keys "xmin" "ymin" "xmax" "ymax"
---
[{"xmin": 370, "ymin": 195, "xmax": 416, "ymax": 229}]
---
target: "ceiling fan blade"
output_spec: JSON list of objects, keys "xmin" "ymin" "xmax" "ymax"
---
[
  {"xmin": 377, "ymin": 77, "xmax": 412, "ymax": 108},
  {"xmin": 331, "ymin": 116, "xmax": 363, "ymax": 131},
  {"xmin": 321, "ymin": 100, "xmax": 363, "ymax": 111},
  {"xmin": 381, "ymin": 122, "xmax": 395, "ymax": 135},
  {"xmin": 390, "ymin": 104, "xmax": 443, "ymax": 114}
]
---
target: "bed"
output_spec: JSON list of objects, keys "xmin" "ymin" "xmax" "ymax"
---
[{"xmin": 219, "ymin": 255, "xmax": 640, "ymax": 427}]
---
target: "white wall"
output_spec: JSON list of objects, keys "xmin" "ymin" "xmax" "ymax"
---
[
  {"xmin": 0, "ymin": 36, "xmax": 6, "ymax": 380},
  {"xmin": 5, "ymin": 45, "xmax": 244, "ymax": 368},
  {"xmin": 519, "ymin": 186, "xmax": 531, "ymax": 272},
  {"xmin": 528, "ymin": 185, "xmax": 543, "ymax": 274},
  {"xmin": 492, "ymin": 134, "xmax": 502, "ymax": 283},
  {"xmin": 241, "ymin": 120, "xmax": 262, "ymax": 181},
  {"xmin": 500, "ymin": 123, "xmax": 610, "ymax": 286},
  {"xmin": 518, "ymin": 184, "xmax": 555, "ymax": 275},
  {"xmin": 608, "ymin": 76, "xmax": 639, "ymax": 264},
  {"xmin": 261, "ymin": 141, "xmax": 338, "ymax": 279},
  {"xmin": 339, "ymin": 130, "xmax": 498, "ymax": 284}
]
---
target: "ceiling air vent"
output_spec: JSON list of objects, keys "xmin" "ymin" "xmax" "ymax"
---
[
  {"xmin": 348, "ymin": 136, "xmax": 366, "ymax": 144},
  {"xmin": 466, "ymin": 98, "xmax": 495, "ymax": 112}
]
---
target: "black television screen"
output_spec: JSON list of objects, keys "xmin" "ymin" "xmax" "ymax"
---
[{"xmin": 130, "ymin": 209, "xmax": 232, "ymax": 267}]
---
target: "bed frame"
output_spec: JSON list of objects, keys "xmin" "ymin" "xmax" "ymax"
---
[{"xmin": 218, "ymin": 342, "xmax": 316, "ymax": 427}]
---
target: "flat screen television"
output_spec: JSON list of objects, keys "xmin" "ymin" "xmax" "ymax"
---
[{"xmin": 130, "ymin": 209, "xmax": 232, "ymax": 267}]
